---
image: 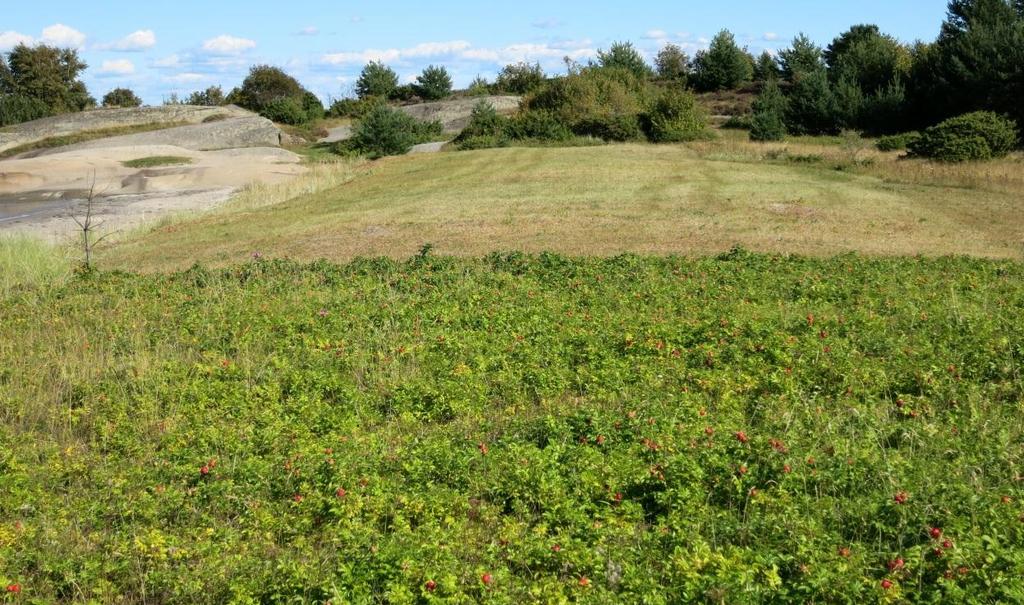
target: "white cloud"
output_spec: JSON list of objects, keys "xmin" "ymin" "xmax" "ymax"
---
[
  {"xmin": 296, "ymin": 27, "xmax": 319, "ymax": 36},
  {"xmin": 201, "ymin": 35, "xmax": 256, "ymax": 55},
  {"xmin": 763, "ymin": 32, "xmax": 780, "ymax": 41},
  {"xmin": 166, "ymin": 72, "xmax": 206, "ymax": 83},
  {"xmin": 41, "ymin": 23, "xmax": 87, "ymax": 48},
  {"xmin": 101, "ymin": 29, "xmax": 157, "ymax": 51},
  {"xmin": 0, "ymin": 31, "xmax": 34, "ymax": 51},
  {"xmin": 322, "ymin": 40, "xmax": 471, "ymax": 65},
  {"xmin": 152, "ymin": 54, "xmax": 182, "ymax": 68},
  {"xmin": 643, "ymin": 29, "xmax": 669, "ymax": 40},
  {"xmin": 460, "ymin": 42, "xmax": 594, "ymax": 64},
  {"xmin": 98, "ymin": 59, "xmax": 135, "ymax": 75}
]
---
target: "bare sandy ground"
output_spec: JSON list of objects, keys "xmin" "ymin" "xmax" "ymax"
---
[{"xmin": 0, "ymin": 144, "xmax": 304, "ymax": 242}]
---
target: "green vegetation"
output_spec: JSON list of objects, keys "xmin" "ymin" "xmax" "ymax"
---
[
  {"xmin": 338, "ymin": 105, "xmax": 443, "ymax": 158},
  {"xmin": 643, "ymin": 89, "xmax": 709, "ymax": 143},
  {"xmin": 909, "ymin": 111, "xmax": 1019, "ymax": 162},
  {"xmin": 876, "ymin": 132, "xmax": 921, "ymax": 152},
  {"xmin": 356, "ymin": 61, "xmax": 400, "ymax": 100},
  {"xmin": 227, "ymin": 65, "xmax": 322, "ymax": 125},
  {"xmin": 414, "ymin": 65, "xmax": 454, "ymax": 101},
  {"xmin": 122, "ymin": 155, "xmax": 194, "ymax": 169},
  {"xmin": 0, "ymin": 121, "xmax": 189, "ymax": 159},
  {"xmin": 0, "ymin": 234, "xmax": 71, "ymax": 297},
  {"xmin": 0, "ymin": 43, "xmax": 93, "ymax": 126},
  {"xmin": 1, "ymin": 253, "xmax": 1022, "ymax": 602},
  {"xmin": 596, "ymin": 41, "xmax": 654, "ymax": 80},
  {"xmin": 749, "ymin": 79, "xmax": 788, "ymax": 141},
  {"xmin": 101, "ymin": 88, "xmax": 142, "ymax": 108},
  {"xmin": 654, "ymin": 44, "xmax": 690, "ymax": 83},
  {"xmin": 692, "ymin": 30, "xmax": 754, "ymax": 92},
  {"xmin": 186, "ymin": 86, "xmax": 227, "ymax": 107},
  {"xmin": 494, "ymin": 62, "xmax": 546, "ymax": 95}
]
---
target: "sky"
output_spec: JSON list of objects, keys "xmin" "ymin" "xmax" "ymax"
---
[{"xmin": 1, "ymin": 0, "xmax": 951, "ymax": 105}]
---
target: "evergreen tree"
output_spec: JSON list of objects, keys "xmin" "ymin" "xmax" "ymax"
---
[
  {"xmin": 598, "ymin": 42, "xmax": 654, "ymax": 79},
  {"xmin": 356, "ymin": 61, "xmax": 399, "ymax": 99},
  {"xmin": 750, "ymin": 79, "xmax": 788, "ymax": 141},
  {"xmin": 754, "ymin": 51, "xmax": 780, "ymax": 82},
  {"xmin": 826, "ymin": 25, "xmax": 909, "ymax": 95},
  {"xmin": 779, "ymin": 34, "xmax": 825, "ymax": 81},
  {"xmin": 692, "ymin": 30, "xmax": 754, "ymax": 91},
  {"xmin": 414, "ymin": 65, "xmax": 453, "ymax": 100},
  {"xmin": 785, "ymin": 69, "xmax": 837, "ymax": 135},
  {"xmin": 655, "ymin": 44, "xmax": 690, "ymax": 82}
]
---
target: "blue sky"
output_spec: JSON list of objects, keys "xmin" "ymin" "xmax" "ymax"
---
[{"xmin": 1, "ymin": 0, "xmax": 950, "ymax": 104}]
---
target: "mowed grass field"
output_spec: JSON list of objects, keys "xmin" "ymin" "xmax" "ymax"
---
[
  {"xmin": 101, "ymin": 134, "xmax": 1024, "ymax": 272},
  {"xmin": 1, "ymin": 254, "xmax": 1022, "ymax": 602}
]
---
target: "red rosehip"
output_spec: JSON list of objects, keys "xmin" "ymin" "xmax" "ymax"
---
[
  {"xmin": 292, "ymin": 493, "xmax": 304, "ymax": 503},
  {"xmin": 705, "ymin": 426, "xmax": 715, "ymax": 436},
  {"xmin": 425, "ymin": 580, "xmax": 437, "ymax": 592},
  {"xmin": 6, "ymin": 584, "xmax": 20, "ymax": 593},
  {"xmin": 335, "ymin": 487, "xmax": 347, "ymax": 499},
  {"xmin": 783, "ymin": 464, "xmax": 792, "ymax": 474},
  {"xmin": 894, "ymin": 491, "xmax": 909, "ymax": 505},
  {"xmin": 738, "ymin": 465, "xmax": 748, "ymax": 475},
  {"xmin": 551, "ymin": 544, "xmax": 562, "ymax": 552},
  {"xmin": 881, "ymin": 579, "xmax": 893, "ymax": 590},
  {"xmin": 838, "ymin": 547, "xmax": 851, "ymax": 558},
  {"xmin": 942, "ymin": 540, "xmax": 953, "ymax": 550},
  {"xmin": 613, "ymin": 492, "xmax": 624, "ymax": 504},
  {"xmin": 200, "ymin": 465, "xmax": 210, "ymax": 476},
  {"xmin": 481, "ymin": 573, "xmax": 493, "ymax": 586},
  {"xmin": 578, "ymin": 576, "xmax": 591, "ymax": 587},
  {"xmin": 887, "ymin": 558, "xmax": 905, "ymax": 571},
  {"xmin": 735, "ymin": 431, "xmax": 749, "ymax": 444},
  {"xmin": 930, "ymin": 527, "xmax": 943, "ymax": 539},
  {"xmin": 477, "ymin": 442, "xmax": 489, "ymax": 456}
]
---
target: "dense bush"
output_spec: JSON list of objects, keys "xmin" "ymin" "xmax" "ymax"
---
[
  {"xmin": 753, "ymin": 51, "xmax": 780, "ymax": 82},
  {"xmin": 524, "ymin": 67, "xmax": 649, "ymax": 141},
  {"xmin": 101, "ymin": 88, "xmax": 142, "ymax": 108},
  {"xmin": 779, "ymin": 34, "xmax": 825, "ymax": 81},
  {"xmin": 0, "ymin": 94, "xmax": 50, "ymax": 127},
  {"xmin": 655, "ymin": 44, "xmax": 690, "ymax": 82},
  {"xmin": 750, "ymin": 79, "xmax": 788, "ymax": 141},
  {"xmin": 345, "ymin": 105, "xmax": 443, "ymax": 158},
  {"xmin": 328, "ymin": 96, "xmax": 385, "ymax": 119},
  {"xmin": 785, "ymin": 70, "xmax": 838, "ymax": 135},
  {"xmin": 495, "ymin": 62, "xmax": 546, "ymax": 95},
  {"xmin": 301, "ymin": 91, "xmax": 325, "ymax": 121},
  {"xmin": 230, "ymin": 65, "xmax": 321, "ymax": 124},
  {"xmin": 187, "ymin": 86, "xmax": 226, "ymax": 106},
  {"xmin": 356, "ymin": 61, "xmax": 399, "ymax": 100},
  {"xmin": 597, "ymin": 42, "xmax": 654, "ymax": 80},
  {"xmin": 506, "ymin": 110, "xmax": 572, "ymax": 141},
  {"xmin": 692, "ymin": 30, "xmax": 754, "ymax": 91},
  {"xmin": 467, "ymin": 76, "xmax": 491, "ymax": 96},
  {"xmin": 262, "ymin": 97, "xmax": 307, "ymax": 125},
  {"xmin": 1, "ymin": 44, "xmax": 93, "ymax": 120},
  {"xmin": 876, "ymin": 131, "xmax": 921, "ymax": 151},
  {"xmin": 908, "ymin": 111, "xmax": 1018, "ymax": 161},
  {"xmin": 414, "ymin": 65, "xmax": 453, "ymax": 101},
  {"xmin": 643, "ymin": 89, "xmax": 709, "ymax": 142}
]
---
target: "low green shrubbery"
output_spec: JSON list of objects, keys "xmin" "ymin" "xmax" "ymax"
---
[
  {"xmin": 908, "ymin": 111, "xmax": 1018, "ymax": 162},
  {"xmin": 229, "ymin": 65, "xmax": 322, "ymax": 125},
  {"xmin": 2, "ymin": 254, "xmax": 1023, "ymax": 602},
  {"xmin": 876, "ymin": 131, "xmax": 921, "ymax": 152},
  {"xmin": 327, "ymin": 96, "xmax": 385, "ymax": 119},
  {"xmin": 643, "ymin": 89, "xmax": 709, "ymax": 142},
  {"xmin": 338, "ymin": 105, "xmax": 443, "ymax": 158},
  {"xmin": 721, "ymin": 114, "xmax": 754, "ymax": 130},
  {"xmin": 0, "ymin": 94, "xmax": 50, "ymax": 127},
  {"xmin": 101, "ymin": 88, "xmax": 142, "ymax": 108}
]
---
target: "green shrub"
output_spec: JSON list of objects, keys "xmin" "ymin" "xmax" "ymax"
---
[
  {"xmin": 301, "ymin": 91, "xmax": 324, "ymax": 122},
  {"xmin": 328, "ymin": 96, "xmax": 384, "ymax": 119},
  {"xmin": 721, "ymin": 114, "xmax": 754, "ymax": 129},
  {"xmin": 908, "ymin": 111, "xmax": 1019, "ymax": 162},
  {"xmin": 644, "ymin": 89, "xmax": 708, "ymax": 142},
  {"xmin": 233, "ymin": 65, "xmax": 304, "ymax": 113},
  {"xmin": 495, "ymin": 63, "xmax": 545, "ymax": 95},
  {"xmin": 655, "ymin": 44, "xmax": 690, "ymax": 82},
  {"xmin": 0, "ymin": 94, "xmax": 50, "ymax": 127},
  {"xmin": 876, "ymin": 131, "xmax": 920, "ymax": 151},
  {"xmin": 506, "ymin": 110, "xmax": 572, "ymax": 141},
  {"xmin": 186, "ymin": 86, "xmax": 226, "ymax": 106},
  {"xmin": 346, "ymin": 105, "xmax": 443, "ymax": 158},
  {"xmin": 456, "ymin": 101, "xmax": 509, "ymax": 141},
  {"xmin": 597, "ymin": 42, "xmax": 654, "ymax": 79},
  {"xmin": 525, "ymin": 67, "xmax": 649, "ymax": 141},
  {"xmin": 692, "ymin": 30, "xmax": 754, "ymax": 91},
  {"xmin": 414, "ymin": 65, "xmax": 453, "ymax": 101},
  {"xmin": 750, "ymin": 79, "xmax": 788, "ymax": 141},
  {"xmin": 262, "ymin": 97, "xmax": 307, "ymax": 125},
  {"xmin": 467, "ymin": 77, "xmax": 491, "ymax": 96},
  {"xmin": 101, "ymin": 88, "xmax": 142, "ymax": 108},
  {"xmin": 785, "ymin": 69, "xmax": 838, "ymax": 135},
  {"xmin": 356, "ymin": 61, "xmax": 399, "ymax": 99}
]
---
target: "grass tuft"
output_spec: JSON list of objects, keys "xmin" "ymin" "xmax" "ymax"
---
[{"xmin": 122, "ymin": 155, "xmax": 194, "ymax": 169}]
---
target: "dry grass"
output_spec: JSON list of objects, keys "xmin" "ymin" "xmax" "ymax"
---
[{"xmin": 100, "ymin": 134, "xmax": 1024, "ymax": 271}]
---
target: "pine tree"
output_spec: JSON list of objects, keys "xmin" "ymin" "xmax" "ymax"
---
[{"xmin": 750, "ymin": 79, "xmax": 788, "ymax": 141}]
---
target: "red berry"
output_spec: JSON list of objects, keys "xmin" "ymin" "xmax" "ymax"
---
[
  {"xmin": 738, "ymin": 464, "xmax": 748, "ymax": 475},
  {"xmin": 200, "ymin": 465, "xmax": 210, "ymax": 476},
  {"xmin": 481, "ymin": 573, "xmax": 493, "ymax": 585},
  {"xmin": 292, "ymin": 493, "xmax": 304, "ymax": 503},
  {"xmin": 705, "ymin": 426, "xmax": 715, "ymax": 436},
  {"xmin": 838, "ymin": 547, "xmax": 851, "ymax": 558},
  {"xmin": 887, "ymin": 558, "xmax": 905, "ymax": 571},
  {"xmin": 894, "ymin": 491, "xmax": 909, "ymax": 505},
  {"xmin": 551, "ymin": 544, "xmax": 562, "ymax": 552},
  {"xmin": 335, "ymin": 487, "xmax": 347, "ymax": 499},
  {"xmin": 930, "ymin": 527, "xmax": 943, "ymax": 539},
  {"xmin": 735, "ymin": 431, "xmax": 749, "ymax": 444},
  {"xmin": 881, "ymin": 579, "xmax": 893, "ymax": 590},
  {"xmin": 578, "ymin": 576, "xmax": 590, "ymax": 587},
  {"xmin": 425, "ymin": 580, "xmax": 437, "ymax": 592},
  {"xmin": 6, "ymin": 584, "xmax": 20, "ymax": 593},
  {"xmin": 783, "ymin": 464, "xmax": 792, "ymax": 474},
  {"xmin": 477, "ymin": 442, "xmax": 488, "ymax": 456},
  {"xmin": 613, "ymin": 492, "xmax": 624, "ymax": 503},
  {"xmin": 942, "ymin": 540, "xmax": 953, "ymax": 550}
]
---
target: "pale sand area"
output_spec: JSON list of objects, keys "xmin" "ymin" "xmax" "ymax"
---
[{"xmin": 0, "ymin": 144, "xmax": 304, "ymax": 242}]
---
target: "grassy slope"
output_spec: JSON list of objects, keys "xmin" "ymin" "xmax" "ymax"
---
[
  {"xmin": 102, "ymin": 138, "xmax": 1024, "ymax": 271},
  {"xmin": 0, "ymin": 255, "xmax": 1021, "ymax": 602}
]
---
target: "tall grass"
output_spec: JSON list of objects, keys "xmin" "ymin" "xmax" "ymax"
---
[{"xmin": 0, "ymin": 233, "xmax": 72, "ymax": 296}]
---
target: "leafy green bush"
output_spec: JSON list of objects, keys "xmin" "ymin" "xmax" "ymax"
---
[
  {"xmin": 908, "ymin": 111, "xmax": 1019, "ymax": 162},
  {"xmin": 495, "ymin": 62, "xmax": 546, "ymax": 94},
  {"xmin": 643, "ymin": 89, "xmax": 709, "ymax": 142},
  {"xmin": 785, "ymin": 69, "xmax": 838, "ymax": 135},
  {"xmin": 301, "ymin": 91, "xmax": 324, "ymax": 122},
  {"xmin": 467, "ymin": 76, "xmax": 491, "ymax": 96},
  {"xmin": 876, "ymin": 131, "xmax": 921, "ymax": 151},
  {"xmin": 2, "ymin": 44, "xmax": 93, "ymax": 116},
  {"xmin": 262, "ymin": 98, "xmax": 305, "ymax": 125},
  {"xmin": 525, "ymin": 67, "xmax": 650, "ymax": 141},
  {"xmin": 186, "ymin": 86, "xmax": 226, "ymax": 106},
  {"xmin": 506, "ymin": 110, "xmax": 572, "ymax": 141},
  {"xmin": 101, "ymin": 88, "xmax": 142, "ymax": 108},
  {"xmin": 456, "ymin": 101, "xmax": 509, "ymax": 141},
  {"xmin": 721, "ymin": 114, "xmax": 754, "ymax": 129},
  {"xmin": 345, "ymin": 105, "xmax": 443, "ymax": 158},
  {"xmin": 327, "ymin": 96, "xmax": 385, "ymax": 119},
  {"xmin": 356, "ymin": 61, "xmax": 399, "ymax": 99},
  {"xmin": 0, "ymin": 94, "xmax": 50, "ymax": 127},
  {"xmin": 597, "ymin": 42, "xmax": 654, "ymax": 79},
  {"xmin": 414, "ymin": 65, "xmax": 453, "ymax": 101},
  {"xmin": 750, "ymin": 79, "xmax": 788, "ymax": 141},
  {"xmin": 692, "ymin": 30, "xmax": 754, "ymax": 91},
  {"xmin": 655, "ymin": 44, "xmax": 690, "ymax": 82}
]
